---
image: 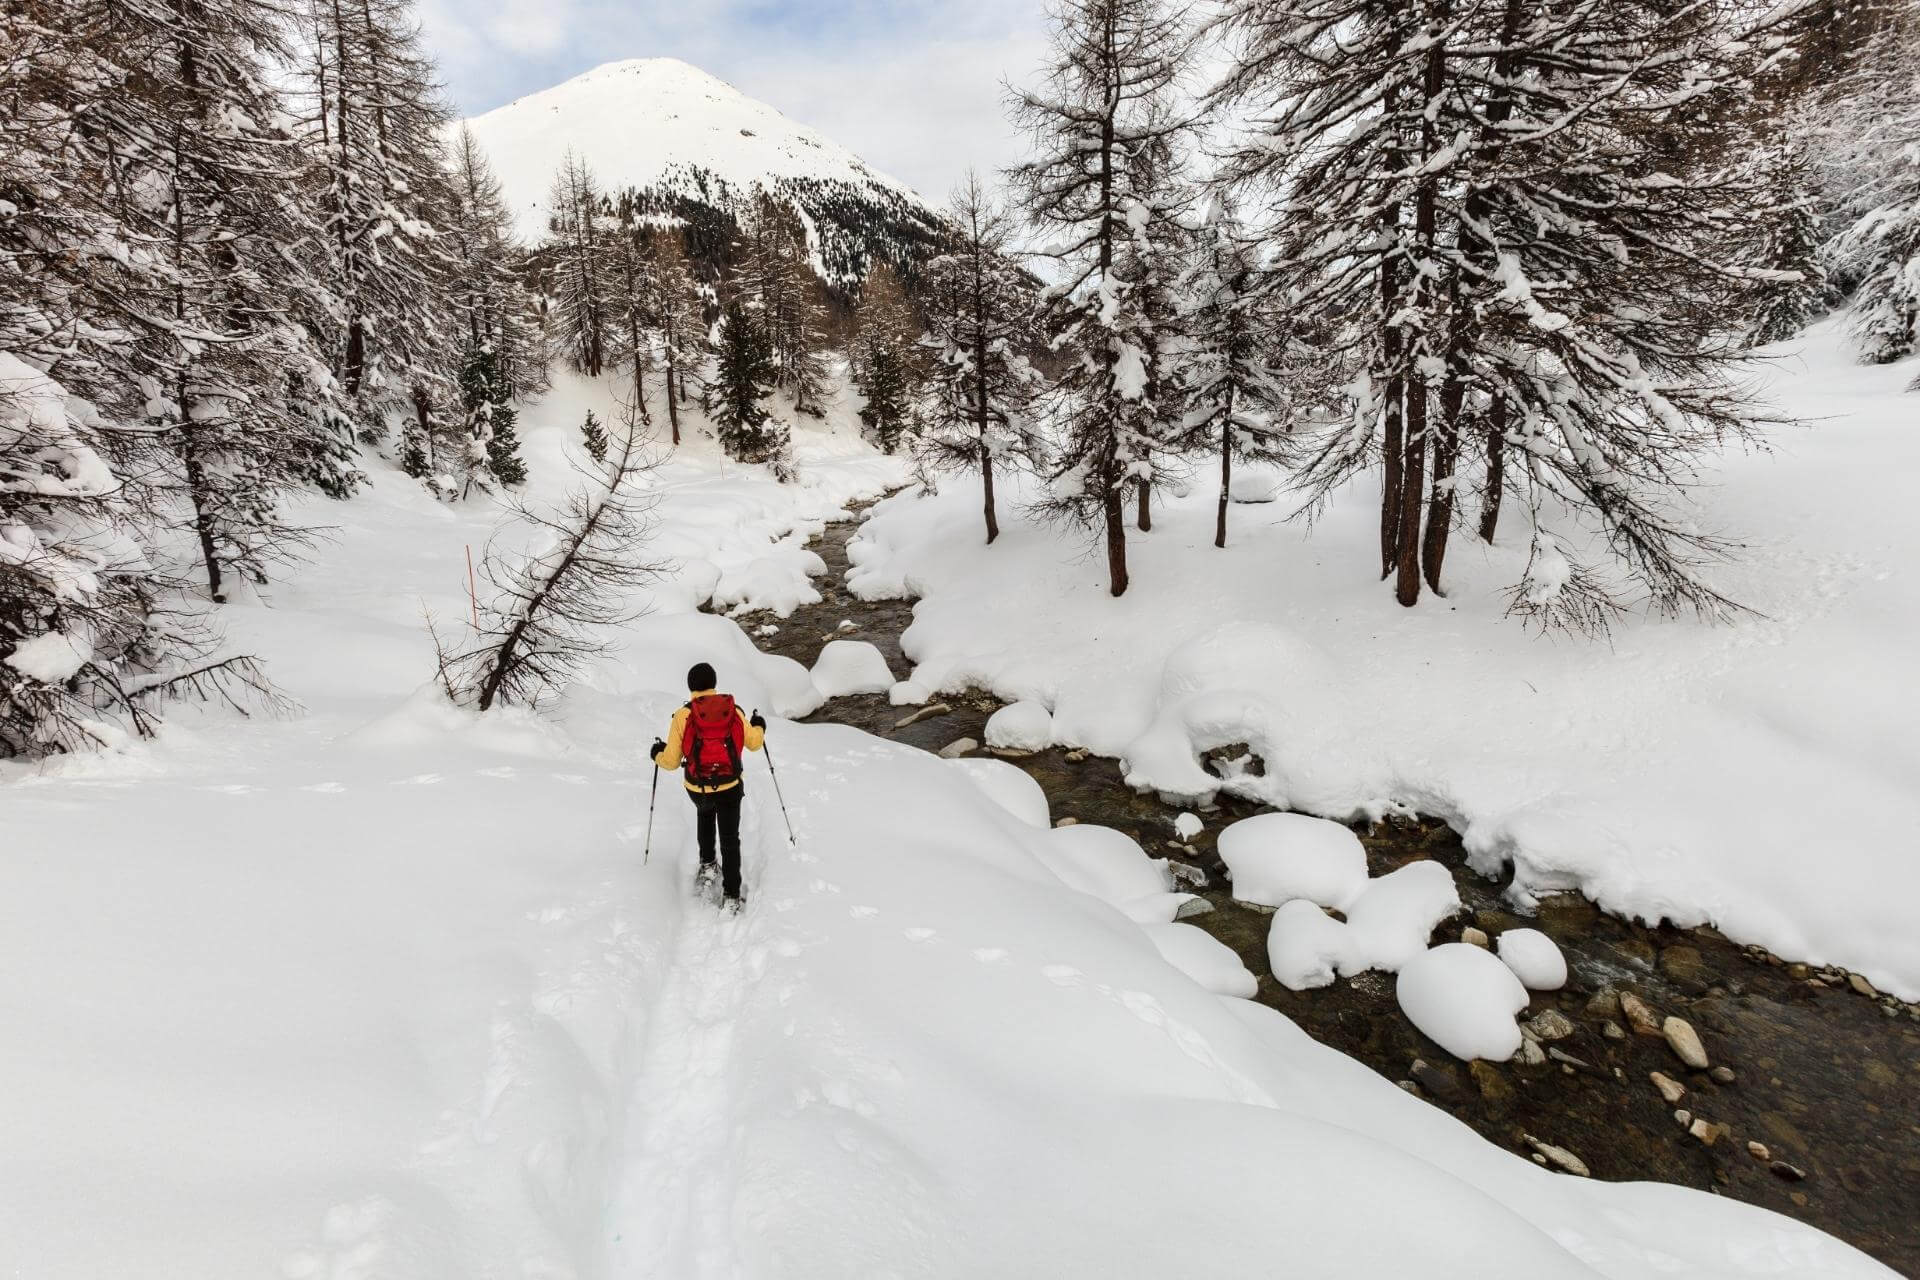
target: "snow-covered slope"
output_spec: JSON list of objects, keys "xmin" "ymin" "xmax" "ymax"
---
[
  {"xmin": 0, "ymin": 366, "xmax": 1891, "ymax": 1280},
  {"xmin": 463, "ymin": 58, "xmax": 947, "ymax": 282}
]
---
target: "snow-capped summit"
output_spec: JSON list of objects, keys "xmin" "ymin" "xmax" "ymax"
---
[{"xmin": 463, "ymin": 58, "xmax": 946, "ymax": 283}]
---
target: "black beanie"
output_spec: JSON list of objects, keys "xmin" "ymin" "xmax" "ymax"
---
[{"xmin": 687, "ymin": 662, "xmax": 716, "ymax": 691}]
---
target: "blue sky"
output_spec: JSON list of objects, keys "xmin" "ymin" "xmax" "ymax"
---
[{"xmin": 417, "ymin": 0, "xmax": 1052, "ymax": 202}]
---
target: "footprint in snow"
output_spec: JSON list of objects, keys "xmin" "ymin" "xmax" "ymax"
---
[
  {"xmin": 904, "ymin": 928, "xmax": 937, "ymax": 943},
  {"xmin": 1043, "ymin": 965, "xmax": 1085, "ymax": 987},
  {"xmin": 300, "ymin": 782, "xmax": 345, "ymax": 794},
  {"xmin": 392, "ymin": 773, "xmax": 442, "ymax": 786},
  {"xmin": 550, "ymin": 773, "xmax": 588, "ymax": 785},
  {"xmin": 198, "ymin": 783, "xmax": 262, "ymax": 795},
  {"xmin": 809, "ymin": 879, "xmax": 841, "ymax": 895},
  {"xmin": 972, "ymin": 948, "xmax": 1010, "ymax": 964},
  {"xmin": 849, "ymin": 905, "xmax": 879, "ymax": 919}
]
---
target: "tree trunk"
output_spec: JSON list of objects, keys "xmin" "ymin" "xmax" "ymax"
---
[
  {"xmin": 981, "ymin": 441, "xmax": 999, "ymax": 545},
  {"xmin": 1104, "ymin": 488, "xmax": 1128, "ymax": 597},
  {"xmin": 1479, "ymin": 398, "xmax": 1507, "ymax": 543},
  {"xmin": 181, "ymin": 445, "xmax": 225, "ymax": 604},
  {"xmin": 1423, "ymin": 374, "xmax": 1463, "ymax": 593},
  {"xmin": 1380, "ymin": 293, "xmax": 1404, "ymax": 577},
  {"xmin": 1216, "ymin": 417, "xmax": 1231, "ymax": 549},
  {"xmin": 414, "ymin": 386, "xmax": 435, "ymax": 472},
  {"xmin": 1395, "ymin": 383, "xmax": 1427, "ymax": 607},
  {"xmin": 666, "ymin": 361, "xmax": 682, "ymax": 445},
  {"xmin": 1136, "ymin": 476, "xmax": 1152, "ymax": 532}
]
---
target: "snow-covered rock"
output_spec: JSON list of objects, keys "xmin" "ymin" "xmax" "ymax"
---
[
  {"xmin": 1036, "ymin": 823, "xmax": 1174, "ymax": 910},
  {"xmin": 1497, "ymin": 928, "xmax": 1569, "ymax": 991},
  {"xmin": 1144, "ymin": 923, "xmax": 1258, "ymax": 997},
  {"xmin": 1218, "ymin": 812, "xmax": 1369, "ymax": 911},
  {"xmin": 946, "ymin": 757, "xmax": 1050, "ymax": 829},
  {"xmin": 810, "ymin": 639, "xmax": 895, "ymax": 698},
  {"xmin": 1267, "ymin": 900, "xmax": 1353, "ymax": 991},
  {"xmin": 1396, "ymin": 943, "xmax": 1531, "ymax": 1062},
  {"xmin": 1342, "ymin": 861, "xmax": 1463, "ymax": 973},
  {"xmin": 984, "ymin": 700, "xmax": 1053, "ymax": 752},
  {"xmin": 1173, "ymin": 811, "xmax": 1203, "ymax": 841}
]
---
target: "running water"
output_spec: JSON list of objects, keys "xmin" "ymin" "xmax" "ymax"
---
[{"xmin": 731, "ymin": 501, "xmax": 1920, "ymax": 1276}]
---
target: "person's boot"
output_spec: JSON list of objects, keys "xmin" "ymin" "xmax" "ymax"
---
[
  {"xmin": 721, "ymin": 895, "xmax": 743, "ymax": 916},
  {"xmin": 695, "ymin": 862, "xmax": 719, "ymax": 894}
]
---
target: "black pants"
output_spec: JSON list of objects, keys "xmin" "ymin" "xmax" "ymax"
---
[{"xmin": 690, "ymin": 784, "xmax": 744, "ymax": 901}]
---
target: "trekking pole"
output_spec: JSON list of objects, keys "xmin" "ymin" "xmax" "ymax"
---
[
  {"xmin": 758, "ymin": 712, "xmax": 798, "ymax": 846},
  {"xmin": 642, "ymin": 762, "xmax": 660, "ymax": 864}
]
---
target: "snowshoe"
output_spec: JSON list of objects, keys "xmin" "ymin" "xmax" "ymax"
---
[
  {"xmin": 695, "ymin": 863, "xmax": 719, "ymax": 896},
  {"xmin": 721, "ymin": 896, "xmax": 744, "ymax": 916}
]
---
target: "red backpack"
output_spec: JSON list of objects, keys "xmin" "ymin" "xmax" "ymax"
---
[{"xmin": 681, "ymin": 693, "xmax": 744, "ymax": 786}]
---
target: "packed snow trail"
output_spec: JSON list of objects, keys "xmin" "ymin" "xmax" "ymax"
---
[{"xmin": 610, "ymin": 799, "xmax": 774, "ymax": 1278}]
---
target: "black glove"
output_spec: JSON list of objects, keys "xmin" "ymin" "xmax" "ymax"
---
[
  {"xmin": 749, "ymin": 711, "xmax": 766, "ymax": 730},
  {"xmin": 649, "ymin": 738, "xmax": 666, "ymax": 761}
]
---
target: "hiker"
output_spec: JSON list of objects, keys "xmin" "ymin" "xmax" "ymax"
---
[{"xmin": 651, "ymin": 662, "xmax": 765, "ymax": 908}]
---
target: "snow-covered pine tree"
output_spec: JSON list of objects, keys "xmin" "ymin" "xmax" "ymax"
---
[
  {"xmin": 580, "ymin": 410, "xmax": 608, "ymax": 462},
  {"xmin": 737, "ymin": 190, "xmax": 830, "ymax": 416},
  {"xmin": 462, "ymin": 343, "xmax": 526, "ymax": 490},
  {"xmin": 89, "ymin": 0, "xmax": 379, "ymax": 602},
  {"xmin": 914, "ymin": 173, "xmax": 1045, "ymax": 544},
  {"xmin": 1815, "ymin": 9, "xmax": 1920, "ymax": 372},
  {"xmin": 447, "ymin": 125, "xmax": 546, "ymax": 441},
  {"xmin": 1009, "ymin": 0, "xmax": 1195, "ymax": 596},
  {"xmin": 291, "ymin": 0, "xmax": 462, "ymax": 444},
  {"xmin": 609, "ymin": 192, "xmax": 658, "ymax": 426},
  {"xmin": 547, "ymin": 149, "xmax": 612, "ymax": 378},
  {"xmin": 1168, "ymin": 198, "xmax": 1293, "ymax": 548},
  {"xmin": 1748, "ymin": 141, "xmax": 1829, "ymax": 347},
  {"xmin": 850, "ymin": 264, "xmax": 922, "ymax": 454},
  {"xmin": 709, "ymin": 302, "xmax": 790, "ymax": 467},
  {"xmin": 1215, "ymin": 0, "xmax": 1801, "ymax": 625},
  {"xmin": 436, "ymin": 408, "xmax": 663, "ymax": 712},
  {"xmin": 648, "ymin": 232, "xmax": 705, "ymax": 446}
]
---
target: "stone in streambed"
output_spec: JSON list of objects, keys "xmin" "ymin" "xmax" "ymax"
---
[
  {"xmin": 1470, "ymin": 1060, "xmax": 1513, "ymax": 1103},
  {"xmin": 1748, "ymin": 1141, "xmax": 1772, "ymax": 1161},
  {"xmin": 1603, "ymin": 1021, "xmax": 1627, "ymax": 1040},
  {"xmin": 937, "ymin": 737, "xmax": 978, "ymax": 759},
  {"xmin": 1584, "ymin": 988, "xmax": 1622, "ymax": 1019},
  {"xmin": 1848, "ymin": 973, "xmax": 1879, "ymax": 997},
  {"xmin": 1709, "ymin": 1065, "xmax": 1736, "ymax": 1085},
  {"xmin": 1522, "ymin": 1134, "xmax": 1590, "ymax": 1177},
  {"xmin": 893, "ymin": 702, "xmax": 952, "ymax": 729},
  {"xmin": 1527, "ymin": 1010, "xmax": 1576, "ymax": 1041},
  {"xmin": 1410, "ymin": 1059, "xmax": 1462, "ymax": 1099},
  {"xmin": 1662, "ymin": 1015, "xmax": 1710, "ymax": 1069},
  {"xmin": 1770, "ymin": 1160, "xmax": 1808, "ymax": 1182},
  {"xmin": 1651, "ymin": 1071, "xmax": 1687, "ymax": 1104},
  {"xmin": 1621, "ymin": 992, "xmax": 1662, "ymax": 1036},
  {"xmin": 1461, "ymin": 926, "xmax": 1490, "ymax": 948}
]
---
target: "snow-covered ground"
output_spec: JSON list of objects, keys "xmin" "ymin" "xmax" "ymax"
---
[
  {"xmin": 850, "ymin": 319, "xmax": 1920, "ymax": 1001},
  {"xmin": 0, "ymin": 368, "xmax": 1899, "ymax": 1278}
]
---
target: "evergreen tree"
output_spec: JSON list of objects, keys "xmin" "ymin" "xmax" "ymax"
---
[
  {"xmin": 581, "ymin": 410, "xmax": 609, "ymax": 462},
  {"xmin": 462, "ymin": 345, "xmax": 526, "ymax": 490},
  {"xmin": 1168, "ymin": 199, "xmax": 1294, "ymax": 548},
  {"xmin": 1215, "ymin": 0, "xmax": 1801, "ymax": 625},
  {"xmin": 1815, "ymin": 11, "xmax": 1920, "ymax": 371},
  {"xmin": 709, "ymin": 303, "xmax": 791, "ymax": 467},
  {"xmin": 851, "ymin": 265, "xmax": 923, "ymax": 454},
  {"xmin": 915, "ymin": 173, "xmax": 1045, "ymax": 544},
  {"xmin": 610, "ymin": 193, "xmax": 657, "ymax": 426},
  {"xmin": 649, "ymin": 232, "xmax": 705, "ymax": 446},
  {"xmin": 1749, "ymin": 144, "xmax": 1829, "ymax": 347},
  {"xmin": 737, "ymin": 190, "xmax": 830, "ymax": 415},
  {"xmin": 1009, "ymin": 0, "xmax": 1195, "ymax": 596},
  {"xmin": 546, "ymin": 149, "xmax": 611, "ymax": 377},
  {"xmin": 448, "ymin": 125, "xmax": 546, "ymax": 405},
  {"xmin": 291, "ymin": 0, "xmax": 462, "ymax": 441}
]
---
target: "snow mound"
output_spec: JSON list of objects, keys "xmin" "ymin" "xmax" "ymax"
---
[
  {"xmin": 1228, "ymin": 469, "xmax": 1282, "ymax": 503},
  {"xmin": 984, "ymin": 700, "xmax": 1053, "ymax": 752},
  {"xmin": 1498, "ymin": 928, "xmax": 1569, "ymax": 991},
  {"xmin": 1397, "ymin": 943, "xmax": 1531, "ymax": 1062},
  {"xmin": 1120, "ymin": 621, "xmax": 1357, "ymax": 811},
  {"xmin": 946, "ymin": 757, "xmax": 1050, "ymax": 829},
  {"xmin": 810, "ymin": 639, "xmax": 895, "ymax": 698},
  {"xmin": 1218, "ymin": 812, "xmax": 1369, "ymax": 911},
  {"xmin": 1173, "ymin": 812, "xmax": 1203, "ymax": 841},
  {"xmin": 1144, "ymin": 923, "xmax": 1258, "ymax": 997},
  {"xmin": 1036, "ymin": 823, "xmax": 1174, "ymax": 912},
  {"xmin": 1267, "ymin": 900, "xmax": 1352, "ymax": 991},
  {"xmin": 1343, "ymin": 861, "xmax": 1463, "ymax": 973}
]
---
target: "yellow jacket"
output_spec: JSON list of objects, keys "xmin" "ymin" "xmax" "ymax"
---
[{"xmin": 656, "ymin": 690, "xmax": 765, "ymax": 792}]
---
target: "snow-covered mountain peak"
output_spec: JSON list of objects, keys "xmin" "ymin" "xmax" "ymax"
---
[{"xmin": 464, "ymin": 57, "xmax": 933, "ymax": 252}]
